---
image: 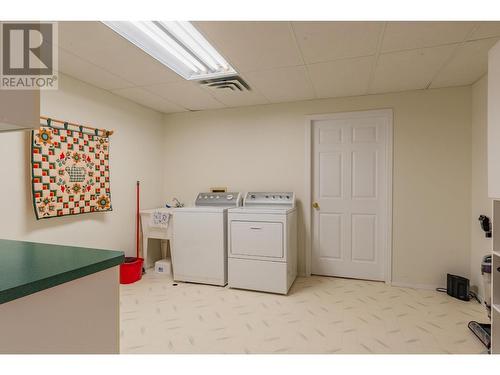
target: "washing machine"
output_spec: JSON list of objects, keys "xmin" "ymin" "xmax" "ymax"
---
[
  {"xmin": 171, "ymin": 192, "xmax": 242, "ymax": 286},
  {"xmin": 227, "ymin": 192, "xmax": 297, "ymax": 294}
]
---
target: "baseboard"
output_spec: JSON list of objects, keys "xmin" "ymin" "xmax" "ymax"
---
[
  {"xmin": 389, "ymin": 281, "xmax": 441, "ymax": 291},
  {"xmin": 393, "ymin": 281, "xmax": 488, "ymax": 306},
  {"xmin": 471, "ymin": 289, "xmax": 485, "ymax": 304},
  {"xmin": 477, "ymin": 293, "xmax": 484, "ymax": 304},
  {"xmin": 302, "ymin": 275, "xmax": 466, "ymax": 295},
  {"xmin": 301, "ymin": 276, "xmax": 486, "ymax": 302}
]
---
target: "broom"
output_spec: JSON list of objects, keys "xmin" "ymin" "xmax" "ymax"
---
[
  {"xmin": 119, "ymin": 180, "xmax": 144, "ymax": 284},
  {"xmin": 136, "ymin": 180, "xmax": 145, "ymax": 274}
]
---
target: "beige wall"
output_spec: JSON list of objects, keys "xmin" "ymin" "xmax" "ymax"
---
[
  {"xmin": 0, "ymin": 72, "xmax": 476, "ymax": 288},
  {"xmin": 163, "ymin": 86, "xmax": 472, "ymax": 287},
  {"xmin": 0, "ymin": 74, "xmax": 165, "ymax": 258},
  {"xmin": 471, "ymin": 75, "xmax": 492, "ymax": 299}
]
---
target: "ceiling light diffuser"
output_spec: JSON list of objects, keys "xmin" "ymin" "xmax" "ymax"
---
[{"xmin": 102, "ymin": 21, "xmax": 236, "ymax": 80}]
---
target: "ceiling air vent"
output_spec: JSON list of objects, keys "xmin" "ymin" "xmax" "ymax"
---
[{"xmin": 199, "ymin": 75, "xmax": 251, "ymax": 92}]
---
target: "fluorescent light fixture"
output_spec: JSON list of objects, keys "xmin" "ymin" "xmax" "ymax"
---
[{"xmin": 102, "ymin": 21, "xmax": 236, "ymax": 80}]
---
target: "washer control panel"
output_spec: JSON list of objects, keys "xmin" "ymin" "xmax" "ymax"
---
[
  {"xmin": 195, "ymin": 192, "xmax": 242, "ymax": 207},
  {"xmin": 243, "ymin": 192, "xmax": 295, "ymax": 208}
]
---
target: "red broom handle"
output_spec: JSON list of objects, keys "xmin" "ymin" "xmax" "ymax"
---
[{"xmin": 136, "ymin": 180, "xmax": 140, "ymax": 259}]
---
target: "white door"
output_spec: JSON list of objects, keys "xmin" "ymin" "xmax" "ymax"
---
[{"xmin": 311, "ymin": 110, "xmax": 392, "ymax": 281}]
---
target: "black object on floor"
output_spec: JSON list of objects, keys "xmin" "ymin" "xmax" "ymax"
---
[
  {"xmin": 447, "ymin": 274, "xmax": 470, "ymax": 301},
  {"xmin": 468, "ymin": 321, "xmax": 491, "ymax": 350}
]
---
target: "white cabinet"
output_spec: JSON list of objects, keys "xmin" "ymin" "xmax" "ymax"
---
[
  {"xmin": 488, "ymin": 40, "xmax": 500, "ymax": 354},
  {"xmin": 488, "ymin": 41, "xmax": 500, "ymax": 198},
  {"xmin": 0, "ymin": 90, "xmax": 40, "ymax": 132},
  {"xmin": 492, "ymin": 201, "xmax": 500, "ymax": 353}
]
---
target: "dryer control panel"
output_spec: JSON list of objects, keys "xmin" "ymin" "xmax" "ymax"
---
[
  {"xmin": 195, "ymin": 192, "xmax": 242, "ymax": 207},
  {"xmin": 243, "ymin": 192, "xmax": 295, "ymax": 208}
]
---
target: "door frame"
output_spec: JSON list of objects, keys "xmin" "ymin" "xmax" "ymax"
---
[{"xmin": 304, "ymin": 108, "xmax": 393, "ymax": 283}]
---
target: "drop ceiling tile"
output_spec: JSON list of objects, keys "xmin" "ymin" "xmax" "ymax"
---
[
  {"xmin": 430, "ymin": 37, "xmax": 499, "ymax": 88},
  {"xmin": 244, "ymin": 66, "xmax": 315, "ymax": 103},
  {"xmin": 86, "ymin": 49, "xmax": 183, "ymax": 87},
  {"xmin": 307, "ymin": 56, "xmax": 373, "ymax": 99},
  {"xmin": 370, "ymin": 45, "xmax": 456, "ymax": 94},
  {"xmin": 58, "ymin": 48, "xmax": 134, "ymax": 90},
  {"xmin": 381, "ymin": 22, "xmax": 475, "ymax": 52},
  {"xmin": 468, "ymin": 22, "xmax": 500, "ymax": 40},
  {"xmin": 58, "ymin": 21, "xmax": 122, "ymax": 55},
  {"xmin": 292, "ymin": 21, "xmax": 384, "ymax": 63},
  {"xmin": 193, "ymin": 21, "xmax": 303, "ymax": 72},
  {"xmin": 111, "ymin": 87, "xmax": 186, "ymax": 114},
  {"xmin": 145, "ymin": 82, "xmax": 225, "ymax": 111},
  {"xmin": 58, "ymin": 21, "xmax": 183, "ymax": 86}
]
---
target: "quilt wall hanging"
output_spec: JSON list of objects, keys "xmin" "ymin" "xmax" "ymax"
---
[{"xmin": 31, "ymin": 117, "xmax": 114, "ymax": 219}]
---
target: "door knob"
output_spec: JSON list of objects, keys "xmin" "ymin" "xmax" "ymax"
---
[{"xmin": 312, "ymin": 202, "xmax": 320, "ymax": 209}]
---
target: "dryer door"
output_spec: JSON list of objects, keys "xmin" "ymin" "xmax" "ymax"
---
[{"xmin": 230, "ymin": 221, "xmax": 283, "ymax": 259}]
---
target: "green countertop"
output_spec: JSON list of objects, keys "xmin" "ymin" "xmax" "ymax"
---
[{"xmin": 0, "ymin": 239, "xmax": 124, "ymax": 304}]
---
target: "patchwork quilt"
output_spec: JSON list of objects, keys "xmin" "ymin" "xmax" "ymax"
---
[{"xmin": 31, "ymin": 121, "xmax": 112, "ymax": 219}]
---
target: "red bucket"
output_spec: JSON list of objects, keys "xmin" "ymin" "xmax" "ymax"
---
[{"xmin": 120, "ymin": 257, "xmax": 144, "ymax": 284}]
